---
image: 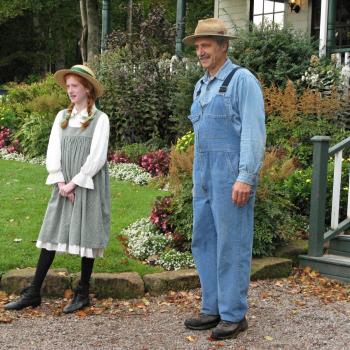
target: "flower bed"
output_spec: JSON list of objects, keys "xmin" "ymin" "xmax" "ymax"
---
[{"xmin": 121, "ymin": 218, "xmax": 194, "ymax": 271}]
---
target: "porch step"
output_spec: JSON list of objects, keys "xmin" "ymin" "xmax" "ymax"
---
[
  {"xmin": 328, "ymin": 234, "xmax": 350, "ymax": 257},
  {"xmin": 299, "ymin": 254, "xmax": 350, "ymax": 283}
]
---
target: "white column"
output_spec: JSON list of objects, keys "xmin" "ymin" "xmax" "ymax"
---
[
  {"xmin": 214, "ymin": 0, "xmax": 219, "ymax": 18},
  {"xmin": 345, "ymin": 52, "xmax": 350, "ymax": 65},
  {"xmin": 319, "ymin": 0, "xmax": 329, "ymax": 57}
]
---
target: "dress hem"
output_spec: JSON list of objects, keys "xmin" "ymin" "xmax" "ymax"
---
[{"xmin": 36, "ymin": 241, "xmax": 104, "ymax": 258}]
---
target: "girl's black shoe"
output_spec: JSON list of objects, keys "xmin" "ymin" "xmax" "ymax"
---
[
  {"xmin": 63, "ymin": 283, "xmax": 90, "ymax": 314},
  {"xmin": 4, "ymin": 286, "xmax": 41, "ymax": 311}
]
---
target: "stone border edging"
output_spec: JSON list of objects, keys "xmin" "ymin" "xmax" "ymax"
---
[{"xmin": 0, "ymin": 257, "xmax": 293, "ymax": 299}]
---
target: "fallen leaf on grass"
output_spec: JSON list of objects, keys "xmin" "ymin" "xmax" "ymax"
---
[
  {"xmin": 24, "ymin": 309, "xmax": 45, "ymax": 317},
  {"xmin": 142, "ymin": 298, "xmax": 150, "ymax": 306},
  {"xmin": 51, "ymin": 308, "xmax": 62, "ymax": 316},
  {"xmin": 303, "ymin": 266, "xmax": 312, "ymax": 274},
  {"xmin": 75, "ymin": 310, "xmax": 88, "ymax": 317},
  {"xmin": 259, "ymin": 292, "xmax": 270, "ymax": 299},
  {"xmin": 274, "ymin": 281, "xmax": 284, "ymax": 287},
  {"xmin": 102, "ymin": 298, "xmax": 114, "ymax": 307},
  {"xmin": 186, "ymin": 336, "xmax": 196, "ymax": 342},
  {"xmin": 264, "ymin": 336, "xmax": 274, "ymax": 341},
  {"xmin": 0, "ymin": 315, "xmax": 13, "ymax": 324},
  {"xmin": 0, "ymin": 291, "xmax": 8, "ymax": 300},
  {"xmin": 91, "ymin": 307, "xmax": 106, "ymax": 315},
  {"xmin": 214, "ymin": 341, "xmax": 225, "ymax": 347},
  {"xmin": 135, "ymin": 303, "xmax": 146, "ymax": 310}
]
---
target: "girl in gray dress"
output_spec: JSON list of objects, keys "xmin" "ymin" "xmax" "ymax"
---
[{"xmin": 5, "ymin": 65, "xmax": 110, "ymax": 313}]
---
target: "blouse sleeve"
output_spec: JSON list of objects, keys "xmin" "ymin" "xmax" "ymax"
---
[
  {"xmin": 45, "ymin": 110, "xmax": 65, "ymax": 185},
  {"xmin": 71, "ymin": 113, "xmax": 110, "ymax": 190}
]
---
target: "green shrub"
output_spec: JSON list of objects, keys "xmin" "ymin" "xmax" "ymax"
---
[
  {"xmin": 0, "ymin": 104, "xmax": 18, "ymax": 129},
  {"xmin": 167, "ymin": 61, "xmax": 203, "ymax": 137},
  {"xmin": 94, "ymin": 48, "xmax": 176, "ymax": 147},
  {"xmin": 1, "ymin": 76, "xmax": 68, "ymax": 156},
  {"xmin": 168, "ymin": 176, "xmax": 193, "ymax": 247},
  {"xmin": 253, "ymin": 151, "xmax": 305, "ymax": 256},
  {"xmin": 4, "ymin": 75, "xmax": 65, "ymax": 105},
  {"xmin": 267, "ymin": 113, "xmax": 348, "ymax": 166},
  {"xmin": 93, "ymin": 48, "xmax": 203, "ymax": 147},
  {"xmin": 14, "ymin": 112, "xmax": 54, "ymax": 157},
  {"xmin": 231, "ymin": 21, "xmax": 317, "ymax": 87},
  {"xmin": 121, "ymin": 143, "xmax": 150, "ymax": 163},
  {"xmin": 284, "ymin": 159, "xmax": 350, "ymax": 223}
]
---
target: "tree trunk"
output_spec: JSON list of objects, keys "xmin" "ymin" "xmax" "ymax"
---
[
  {"xmin": 86, "ymin": 0, "xmax": 99, "ymax": 63},
  {"xmin": 32, "ymin": 14, "xmax": 47, "ymax": 76},
  {"xmin": 80, "ymin": 0, "xmax": 88, "ymax": 64},
  {"xmin": 55, "ymin": 33, "xmax": 66, "ymax": 70}
]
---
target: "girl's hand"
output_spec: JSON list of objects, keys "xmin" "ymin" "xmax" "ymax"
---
[
  {"xmin": 58, "ymin": 182, "xmax": 67, "ymax": 197},
  {"xmin": 67, "ymin": 192, "xmax": 75, "ymax": 203},
  {"xmin": 59, "ymin": 181, "xmax": 76, "ymax": 197}
]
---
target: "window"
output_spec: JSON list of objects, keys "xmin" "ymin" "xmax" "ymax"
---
[{"xmin": 250, "ymin": 0, "xmax": 285, "ymax": 26}]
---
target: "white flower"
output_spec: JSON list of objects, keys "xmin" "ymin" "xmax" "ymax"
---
[{"xmin": 108, "ymin": 163, "xmax": 151, "ymax": 185}]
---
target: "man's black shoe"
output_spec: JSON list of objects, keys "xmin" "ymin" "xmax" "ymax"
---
[
  {"xmin": 4, "ymin": 286, "xmax": 41, "ymax": 311},
  {"xmin": 184, "ymin": 313, "xmax": 221, "ymax": 330},
  {"xmin": 211, "ymin": 317, "xmax": 248, "ymax": 340},
  {"xmin": 63, "ymin": 282, "xmax": 90, "ymax": 314}
]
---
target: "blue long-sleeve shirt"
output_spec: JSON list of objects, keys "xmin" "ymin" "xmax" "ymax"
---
[{"xmin": 193, "ymin": 58, "xmax": 266, "ymax": 186}]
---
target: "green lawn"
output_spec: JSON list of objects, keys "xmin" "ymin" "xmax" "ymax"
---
[{"xmin": 0, "ymin": 159, "xmax": 164, "ymax": 276}]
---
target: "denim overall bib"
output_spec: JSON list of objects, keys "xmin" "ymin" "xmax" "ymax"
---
[{"xmin": 189, "ymin": 66, "xmax": 255, "ymax": 323}]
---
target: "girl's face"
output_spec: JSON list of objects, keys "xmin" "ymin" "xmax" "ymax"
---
[{"xmin": 65, "ymin": 75, "xmax": 88, "ymax": 105}]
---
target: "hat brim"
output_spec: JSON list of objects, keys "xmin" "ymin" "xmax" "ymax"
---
[
  {"xmin": 54, "ymin": 69, "xmax": 104, "ymax": 98},
  {"xmin": 182, "ymin": 34, "xmax": 236, "ymax": 45}
]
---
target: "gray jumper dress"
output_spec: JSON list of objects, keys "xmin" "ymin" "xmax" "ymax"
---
[{"xmin": 36, "ymin": 110, "xmax": 110, "ymax": 258}]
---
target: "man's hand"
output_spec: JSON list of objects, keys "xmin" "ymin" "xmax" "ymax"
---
[
  {"xmin": 232, "ymin": 181, "xmax": 252, "ymax": 207},
  {"xmin": 59, "ymin": 181, "xmax": 76, "ymax": 197}
]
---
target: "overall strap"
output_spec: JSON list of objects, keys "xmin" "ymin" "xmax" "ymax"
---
[
  {"xmin": 196, "ymin": 66, "xmax": 242, "ymax": 97},
  {"xmin": 219, "ymin": 66, "xmax": 242, "ymax": 93},
  {"xmin": 196, "ymin": 79, "xmax": 204, "ymax": 97}
]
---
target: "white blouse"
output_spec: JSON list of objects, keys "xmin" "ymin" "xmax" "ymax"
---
[{"xmin": 45, "ymin": 106, "xmax": 110, "ymax": 190}]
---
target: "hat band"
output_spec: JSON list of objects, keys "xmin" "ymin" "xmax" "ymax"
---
[{"xmin": 70, "ymin": 67, "xmax": 95, "ymax": 78}]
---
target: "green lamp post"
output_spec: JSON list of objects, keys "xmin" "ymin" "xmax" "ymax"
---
[
  {"xmin": 101, "ymin": 0, "xmax": 110, "ymax": 52},
  {"xmin": 175, "ymin": 0, "xmax": 186, "ymax": 57}
]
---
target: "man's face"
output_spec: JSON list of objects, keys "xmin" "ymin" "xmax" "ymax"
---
[{"xmin": 194, "ymin": 37, "xmax": 227, "ymax": 74}]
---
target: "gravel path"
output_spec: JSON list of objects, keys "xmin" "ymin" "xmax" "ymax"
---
[{"xmin": 0, "ymin": 276, "xmax": 349, "ymax": 350}]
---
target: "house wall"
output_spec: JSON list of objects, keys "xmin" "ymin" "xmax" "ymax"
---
[
  {"xmin": 215, "ymin": 0, "xmax": 250, "ymax": 34},
  {"xmin": 285, "ymin": 0, "xmax": 312, "ymax": 35},
  {"xmin": 214, "ymin": 0, "xmax": 313, "ymax": 36}
]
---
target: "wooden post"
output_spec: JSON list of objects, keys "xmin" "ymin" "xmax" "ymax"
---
[{"xmin": 309, "ymin": 136, "xmax": 330, "ymax": 257}]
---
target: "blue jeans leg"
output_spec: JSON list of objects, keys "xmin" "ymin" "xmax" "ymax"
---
[
  {"xmin": 192, "ymin": 195, "xmax": 219, "ymax": 316},
  {"xmin": 212, "ymin": 188, "xmax": 255, "ymax": 322}
]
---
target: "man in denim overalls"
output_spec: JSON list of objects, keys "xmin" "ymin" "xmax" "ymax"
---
[{"xmin": 183, "ymin": 18, "xmax": 266, "ymax": 340}]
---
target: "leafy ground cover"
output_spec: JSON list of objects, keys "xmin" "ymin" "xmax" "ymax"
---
[{"xmin": 0, "ymin": 159, "xmax": 165, "ymax": 275}]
